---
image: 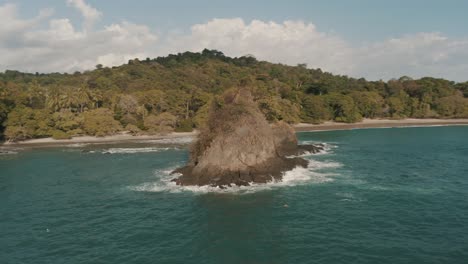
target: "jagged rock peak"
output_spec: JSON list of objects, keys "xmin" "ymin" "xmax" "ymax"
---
[{"xmin": 172, "ymin": 87, "xmax": 317, "ymax": 187}]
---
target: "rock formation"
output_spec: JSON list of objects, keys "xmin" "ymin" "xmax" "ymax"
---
[{"xmin": 172, "ymin": 88, "xmax": 323, "ymax": 187}]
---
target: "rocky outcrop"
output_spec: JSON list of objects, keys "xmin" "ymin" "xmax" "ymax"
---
[{"xmin": 172, "ymin": 88, "xmax": 319, "ymax": 187}]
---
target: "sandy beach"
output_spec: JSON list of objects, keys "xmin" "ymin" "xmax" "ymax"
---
[
  {"xmin": 2, "ymin": 131, "xmax": 198, "ymax": 147},
  {"xmin": 294, "ymin": 118, "xmax": 468, "ymax": 132},
  {"xmin": 3, "ymin": 118, "xmax": 468, "ymax": 147}
]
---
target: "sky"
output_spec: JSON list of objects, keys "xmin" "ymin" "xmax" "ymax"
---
[{"xmin": 1, "ymin": 0, "xmax": 468, "ymax": 81}]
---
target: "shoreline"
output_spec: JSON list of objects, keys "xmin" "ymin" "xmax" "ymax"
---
[
  {"xmin": 294, "ymin": 118, "xmax": 468, "ymax": 132},
  {"xmin": 3, "ymin": 118, "xmax": 468, "ymax": 147},
  {"xmin": 2, "ymin": 131, "xmax": 198, "ymax": 147}
]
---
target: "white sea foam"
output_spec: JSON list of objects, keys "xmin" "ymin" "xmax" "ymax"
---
[
  {"xmin": 130, "ymin": 158, "xmax": 342, "ymax": 194},
  {"xmin": 335, "ymin": 192, "xmax": 365, "ymax": 202},
  {"xmin": 0, "ymin": 147, "xmax": 21, "ymax": 155},
  {"xmin": 65, "ymin": 143, "xmax": 89, "ymax": 148},
  {"xmin": 0, "ymin": 150, "xmax": 18, "ymax": 155},
  {"xmin": 94, "ymin": 147, "xmax": 179, "ymax": 154},
  {"xmin": 138, "ymin": 137, "xmax": 194, "ymax": 145},
  {"xmin": 292, "ymin": 142, "xmax": 338, "ymax": 157},
  {"xmin": 301, "ymin": 141, "xmax": 338, "ymax": 148}
]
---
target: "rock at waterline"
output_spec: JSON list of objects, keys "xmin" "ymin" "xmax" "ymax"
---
[{"xmin": 172, "ymin": 88, "xmax": 323, "ymax": 187}]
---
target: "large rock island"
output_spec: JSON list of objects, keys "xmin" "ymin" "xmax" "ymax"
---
[{"xmin": 172, "ymin": 88, "xmax": 323, "ymax": 187}]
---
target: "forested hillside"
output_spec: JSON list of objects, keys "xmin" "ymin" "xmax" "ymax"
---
[{"xmin": 1, "ymin": 49, "xmax": 468, "ymax": 141}]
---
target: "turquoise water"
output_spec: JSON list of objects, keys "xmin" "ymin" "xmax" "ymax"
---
[{"xmin": 1, "ymin": 126, "xmax": 468, "ymax": 263}]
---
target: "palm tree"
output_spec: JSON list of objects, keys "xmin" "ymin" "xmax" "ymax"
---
[
  {"xmin": 61, "ymin": 87, "xmax": 79, "ymax": 112},
  {"xmin": 76, "ymin": 84, "xmax": 91, "ymax": 113},
  {"xmin": 89, "ymin": 90, "xmax": 103, "ymax": 109},
  {"xmin": 46, "ymin": 86, "xmax": 62, "ymax": 112},
  {"xmin": 26, "ymin": 80, "xmax": 45, "ymax": 108}
]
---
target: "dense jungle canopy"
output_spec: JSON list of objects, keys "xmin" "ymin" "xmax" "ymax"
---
[{"xmin": 1, "ymin": 49, "xmax": 467, "ymax": 141}]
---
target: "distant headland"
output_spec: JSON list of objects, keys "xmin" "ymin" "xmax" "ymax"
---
[{"xmin": 1, "ymin": 49, "xmax": 468, "ymax": 143}]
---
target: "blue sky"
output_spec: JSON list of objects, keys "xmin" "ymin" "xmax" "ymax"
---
[
  {"xmin": 12, "ymin": 0, "xmax": 468, "ymax": 41},
  {"xmin": 2, "ymin": 0, "xmax": 468, "ymax": 81}
]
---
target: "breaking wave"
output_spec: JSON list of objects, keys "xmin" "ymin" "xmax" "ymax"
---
[
  {"xmin": 0, "ymin": 147, "xmax": 21, "ymax": 155},
  {"xmin": 137, "ymin": 136, "xmax": 194, "ymax": 145},
  {"xmin": 0, "ymin": 150, "xmax": 18, "ymax": 155},
  {"xmin": 297, "ymin": 142, "xmax": 338, "ymax": 156},
  {"xmin": 65, "ymin": 143, "xmax": 90, "ymax": 148},
  {"xmin": 89, "ymin": 147, "xmax": 179, "ymax": 154},
  {"xmin": 130, "ymin": 158, "xmax": 342, "ymax": 194}
]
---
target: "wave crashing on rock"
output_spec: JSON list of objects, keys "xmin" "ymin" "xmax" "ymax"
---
[{"xmin": 172, "ymin": 88, "xmax": 324, "ymax": 188}]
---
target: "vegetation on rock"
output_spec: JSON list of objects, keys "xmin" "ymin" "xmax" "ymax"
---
[{"xmin": 173, "ymin": 88, "xmax": 314, "ymax": 187}]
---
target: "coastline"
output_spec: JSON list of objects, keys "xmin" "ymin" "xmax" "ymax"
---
[
  {"xmin": 2, "ymin": 131, "xmax": 198, "ymax": 147},
  {"xmin": 294, "ymin": 118, "xmax": 468, "ymax": 132},
  {"xmin": 3, "ymin": 118, "xmax": 468, "ymax": 147}
]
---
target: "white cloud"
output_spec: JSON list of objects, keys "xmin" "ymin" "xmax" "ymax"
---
[
  {"xmin": 354, "ymin": 33, "xmax": 468, "ymax": 81},
  {"xmin": 0, "ymin": 2, "xmax": 158, "ymax": 73},
  {"xmin": 1, "ymin": 1, "xmax": 468, "ymax": 81},
  {"xmin": 164, "ymin": 18, "xmax": 354, "ymax": 75},
  {"xmin": 0, "ymin": 4, "xmax": 52, "ymax": 45},
  {"xmin": 67, "ymin": 0, "xmax": 101, "ymax": 32}
]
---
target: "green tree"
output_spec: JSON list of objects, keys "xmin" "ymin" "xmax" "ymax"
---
[
  {"xmin": 4, "ymin": 107, "xmax": 39, "ymax": 141},
  {"xmin": 26, "ymin": 80, "xmax": 46, "ymax": 109},
  {"xmin": 46, "ymin": 86, "xmax": 64, "ymax": 112},
  {"xmin": 144, "ymin": 112, "xmax": 177, "ymax": 134},
  {"xmin": 258, "ymin": 96, "xmax": 301, "ymax": 123},
  {"xmin": 301, "ymin": 95, "xmax": 332, "ymax": 123},
  {"xmin": 193, "ymin": 99, "xmax": 212, "ymax": 128},
  {"xmin": 76, "ymin": 84, "xmax": 91, "ymax": 113},
  {"xmin": 350, "ymin": 91, "xmax": 384, "ymax": 118},
  {"xmin": 387, "ymin": 97, "xmax": 406, "ymax": 118},
  {"xmin": 325, "ymin": 93, "xmax": 362, "ymax": 123},
  {"xmin": 82, "ymin": 108, "xmax": 122, "ymax": 136},
  {"xmin": 62, "ymin": 87, "xmax": 79, "ymax": 112},
  {"xmin": 52, "ymin": 111, "xmax": 83, "ymax": 135},
  {"xmin": 2, "ymin": 49, "xmax": 468, "ymax": 140},
  {"xmin": 436, "ymin": 96, "xmax": 468, "ymax": 117}
]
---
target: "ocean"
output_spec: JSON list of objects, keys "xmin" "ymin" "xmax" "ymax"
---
[{"xmin": 1, "ymin": 126, "xmax": 468, "ymax": 263}]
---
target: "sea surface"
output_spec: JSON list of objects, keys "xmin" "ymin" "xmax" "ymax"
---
[{"xmin": 1, "ymin": 126, "xmax": 468, "ymax": 264}]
